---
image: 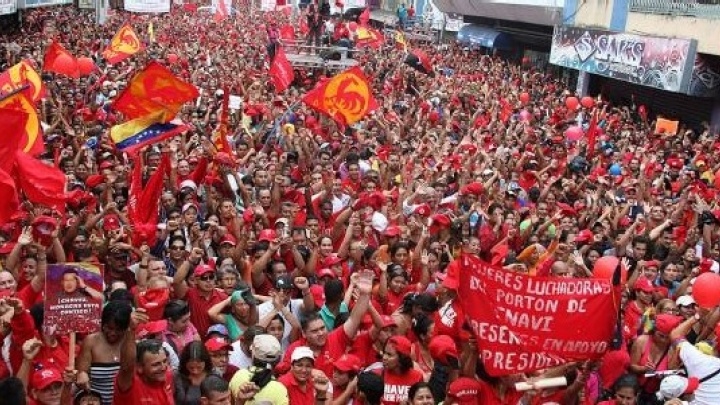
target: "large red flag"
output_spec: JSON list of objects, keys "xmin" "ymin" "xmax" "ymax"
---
[
  {"xmin": 14, "ymin": 150, "xmax": 66, "ymax": 212},
  {"xmin": 302, "ymin": 66, "xmax": 377, "ymax": 126},
  {"xmin": 43, "ymin": 41, "xmax": 79, "ymax": 78},
  {"xmin": 269, "ymin": 46, "xmax": 294, "ymax": 93},
  {"xmin": 0, "ymin": 92, "xmax": 44, "ymax": 156},
  {"xmin": 112, "ymin": 61, "xmax": 199, "ymax": 121},
  {"xmin": 129, "ymin": 153, "xmax": 169, "ymax": 226},
  {"xmin": 213, "ymin": 87, "xmax": 232, "ymax": 153},
  {"xmin": 0, "ymin": 168, "xmax": 18, "ymax": 225},
  {"xmin": 0, "ymin": 108, "xmax": 27, "ymax": 172}
]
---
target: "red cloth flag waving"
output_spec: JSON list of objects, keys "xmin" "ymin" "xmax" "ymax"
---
[
  {"xmin": 269, "ymin": 46, "xmax": 294, "ymax": 93},
  {"xmin": 586, "ymin": 109, "xmax": 599, "ymax": 159},
  {"xmin": 14, "ymin": 150, "xmax": 67, "ymax": 212},
  {"xmin": 103, "ymin": 24, "xmax": 145, "ymax": 65},
  {"xmin": 112, "ymin": 61, "xmax": 199, "ymax": 121},
  {"xmin": 301, "ymin": 66, "xmax": 378, "ymax": 126},
  {"xmin": 43, "ymin": 41, "xmax": 79, "ymax": 78},
  {"xmin": 0, "ymin": 60, "xmax": 46, "ymax": 102},
  {"xmin": 0, "ymin": 108, "xmax": 27, "ymax": 172},
  {"xmin": 0, "ymin": 92, "xmax": 44, "ymax": 156}
]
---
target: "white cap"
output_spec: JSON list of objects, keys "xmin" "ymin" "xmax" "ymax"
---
[
  {"xmin": 251, "ymin": 335, "xmax": 282, "ymax": 363},
  {"xmin": 180, "ymin": 179, "xmax": 198, "ymax": 190},
  {"xmin": 275, "ymin": 218, "xmax": 289, "ymax": 227},
  {"xmin": 371, "ymin": 211, "xmax": 388, "ymax": 233},
  {"xmin": 675, "ymin": 295, "xmax": 696, "ymax": 307},
  {"xmin": 657, "ymin": 375, "xmax": 698, "ymax": 400},
  {"xmin": 290, "ymin": 346, "xmax": 315, "ymax": 363}
]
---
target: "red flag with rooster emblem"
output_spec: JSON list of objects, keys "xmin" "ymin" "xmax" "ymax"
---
[
  {"xmin": 103, "ymin": 24, "xmax": 145, "ymax": 65},
  {"xmin": 0, "ymin": 91, "xmax": 44, "ymax": 156},
  {"xmin": 301, "ymin": 66, "xmax": 378, "ymax": 126}
]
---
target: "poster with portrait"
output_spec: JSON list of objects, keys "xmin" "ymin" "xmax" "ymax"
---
[{"xmin": 44, "ymin": 263, "xmax": 104, "ymax": 335}]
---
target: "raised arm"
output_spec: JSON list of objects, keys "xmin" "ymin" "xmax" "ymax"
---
[
  {"xmin": 342, "ymin": 273, "xmax": 372, "ymax": 340},
  {"xmin": 117, "ymin": 308, "xmax": 149, "ymax": 393}
]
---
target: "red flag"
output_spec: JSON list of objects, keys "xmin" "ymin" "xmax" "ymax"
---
[
  {"xmin": 279, "ymin": 25, "xmax": 295, "ymax": 41},
  {"xmin": 0, "ymin": 92, "xmax": 44, "ymax": 156},
  {"xmin": 301, "ymin": 66, "xmax": 378, "ymax": 126},
  {"xmin": 14, "ymin": 150, "xmax": 66, "ymax": 211},
  {"xmin": 112, "ymin": 61, "xmax": 199, "ymax": 121},
  {"xmin": 355, "ymin": 26, "xmax": 384, "ymax": 49},
  {"xmin": 43, "ymin": 41, "xmax": 79, "ymax": 78},
  {"xmin": 0, "ymin": 168, "xmax": 18, "ymax": 225},
  {"xmin": 269, "ymin": 46, "xmax": 295, "ymax": 93},
  {"xmin": 214, "ymin": 0, "xmax": 230, "ymax": 21},
  {"xmin": 359, "ymin": 7, "xmax": 370, "ymax": 26},
  {"xmin": 0, "ymin": 60, "xmax": 46, "ymax": 102},
  {"xmin": 0, "ymin": 108, "xmax": 27, "ymax": 172},
  {"xmin": 586, "ymin": 110, "xmax": 599, "ymax": 159},
  {"xmin": 129, "ymin": 153, "xmax": 169, "ymax": 226},
  {"xmin": 103, "ymin": 24, "xmax": 144, "ymax": 65}
]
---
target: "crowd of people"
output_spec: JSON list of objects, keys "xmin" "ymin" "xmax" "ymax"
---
[{"xmin": 0, "ymin": 2, "xmax": 720, "ymax": 405}]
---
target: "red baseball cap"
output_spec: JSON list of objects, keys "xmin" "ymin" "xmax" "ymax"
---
[
  {"xmin": 317, "ymin": 268, "xmax": 336, "ymax": 279},
  {"xmin": 309, "ymin": 284, "xmax": 325, "ymax": 308},
  {"xmin": 205, "ymin": 336, "xmax": 233, "ymax": 352},
  {"xmin": 413, "ymin": 203, "xmax": 432, "ymax": 217},
  {"xmin": 258, "ymin": 229, "xmax": 277, "ymax": 242},
  {"xmin": 137, "ymin": 320, "xmax": 168, "ymax": 338},
  {"xmin": 334, "ymin": 354, "xmax": 362, "ymax": 373},
  {"xmin": 447, "ymin": 377, "xmax": 483, "ymax": 405},
  {"xmin": 634, "ymin": 277, "xmax": 654, "ymax": 293},
  {"xmin": 383, "ymin": 225, "xmax": 401, "ymax": 237},
  {"xmin": 655, "ymin": 314, "xmax": 683, "ymax": 334},
  {"xmin": 575, "ymin": 229, "xmax": 593, "ymax": 243},
  {"xmin": 380, "ymin": 315, "xmax": 397, "ymax": 329},
  {"xmin": 429, "ymin": 334, "xmax": 458, "ymax": 364},
  {"xmin": 387, "ymin": 335, "xmax": 412, "ymax": 357},
  {"xmin": 31, "ymin": 368, "xmax": 63, "ymax": 390},
  {"xmin": 322, "ymin": 254, "xmax": 343, "ymax": 267},
  {"xmin": 194, "ymin": 264, "xmax": 215, "ymax": 277},
  {"xmin": 103, "ymin": 214, "xmax": 121, "ymax": 231},
  {"xmin": 219, "ymin": 234, "xmax": 237, "ymax": 246}
]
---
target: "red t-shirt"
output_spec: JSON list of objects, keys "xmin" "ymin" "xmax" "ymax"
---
[
  {"xmin": 280, "ymin": 326, "xmax": 350, "ymax": 377},
  {"xmin": 477, "ymin": 379, "xmax": 524, "ymax": 405},
  {"xmin": 433, "ymin": 299, "xmax": 465, "ymax": 342},
  {"xmin": 376, "ymin": 368, "xmax": 423, "ymax": 405},
  {"xmin": 278, "ymin": 372, "xmax": 316, "ymax": 404},
  {"xmin": 185, "ymin": 288, "xmax": 228, "ymax": 340},
  {"xmin": 112, "ymin": 370, "xmax": 174, "ymax": 405},
  {"xmin": 349, "ymin": 331, "xmax": 381, "ymax": 367}
]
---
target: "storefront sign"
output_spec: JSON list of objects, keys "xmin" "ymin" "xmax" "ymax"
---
[
  {"xmin": 78, "ymin": 0, "xmax": 94, "ymax": 9},
  {"xmin": 0, "ymin": 0, "xmax": 16, "ymax": 15},
  {"xmin": 21, "ymin": 0, "xmax": 71, "ymax": 8},
  {"xmin": 550, "ymin": 26, "xmax": 697, "ymax": 94}
]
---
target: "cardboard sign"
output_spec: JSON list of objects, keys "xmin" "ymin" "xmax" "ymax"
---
[
  {"xmin": 655, "ymin": 118, "xmax": 679, "ymax": 135},
  {"xmin": 457, "ymin": 255, "xmax": 619, "ymax": 376},
  {"xmin": 44, "ymin": 263, "xmax": 104, "ymax": 335},
  {"xmin": 228, "ymin": 95, "xmax": 242, "ymax": 111}
]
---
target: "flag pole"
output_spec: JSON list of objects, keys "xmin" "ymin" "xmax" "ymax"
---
[{"xmin": 266, "ymin": 100, "xmax": 302, "ymax": 147}]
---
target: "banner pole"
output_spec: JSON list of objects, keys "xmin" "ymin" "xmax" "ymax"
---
[{"xmin": 68, "ymin": 332, "xmax": 76, "ymax": 370}]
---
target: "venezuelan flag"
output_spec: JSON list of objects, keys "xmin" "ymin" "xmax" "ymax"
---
[{"xmin": 111, "ymin": 111, "xmax": 188, "ymax": 154}]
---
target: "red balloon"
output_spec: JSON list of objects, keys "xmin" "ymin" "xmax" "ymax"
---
[
  {"xmin": 167, "ymin": 53, "xmax": 179, "ymax": 64},
  {"xmin": 519, "ymin": 92, "xmax": 530, "ymax": 105},
  {"xmin": 349, "ymin": 22, "xmax": 358, "ymax": 31},
  {"xmin": 565, "ymin": 125, "xmax": 583, "ymax": 142},
  {"xmin": 592, "ymin": 256, "xmax": 627, "ymax": 283},
  {"xmin": 565, "ymin": 96, "xmax": 579, "ymax": 110},
  {"xmin": 77, "ymin": 57, "xmax": 96, "ymax": 76},
  {"xmin": 52, "ymin": 53, "xmax": 79, "ymax": 78},
  {"xmin": 692, "ymin": 273, "xmax": 720, "ymax": 308},
  {"xmin": 581, "ymin": 96, "xmax": 595, "ymax": 109}
]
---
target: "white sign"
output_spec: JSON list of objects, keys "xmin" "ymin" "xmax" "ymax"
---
[
  {"xmin": 21, "ymin": 0, "xmax": 71, "ymax": 8},
  {"xmin": 78, "ymin": 0, "xmax": 94, "ymax": 9},
  {"xmin": 124, "ymin": 0, "xmax": 170, "ymax": 13},
  {"xmin": 260, "ymin": 0, "xmax": 275, "ymax": 11},
  {"xmin": 228, "ymin": 95, "xmax": 242, "ymax": 111},
  {"xmin": 0, "ymin": 0, "xmax": 16, "ymax": 14}
]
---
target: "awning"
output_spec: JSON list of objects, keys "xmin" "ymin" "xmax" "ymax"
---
[
  {"xmin": 369, "ymin": 9, "xmax": 397, "ymax": 26},
  {"xmin": 457, "ymin": 24, "xmax": 513, "ymax": 50}
]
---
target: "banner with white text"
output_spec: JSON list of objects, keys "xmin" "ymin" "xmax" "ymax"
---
[
  {"xmin": 124, "ymin": 0, "xmax": 169, "ymax": 13},
  {"xmin": 457, "ymin": 254, "xmax": 619, "ymax": 376},
  {"xmin": 44, "ymin": 263, "xmax": 104, "ymax": 335}
]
